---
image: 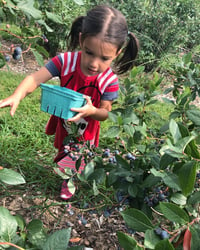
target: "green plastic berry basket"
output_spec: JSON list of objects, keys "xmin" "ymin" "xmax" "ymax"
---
[{"xmin": 40, "ymin": 83, "xmax": 86, "ymax": 119}]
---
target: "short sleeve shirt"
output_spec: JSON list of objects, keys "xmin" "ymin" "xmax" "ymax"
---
[{"xmin": 45, "ymin": 51, "xmax": 119, "ymax": 150}]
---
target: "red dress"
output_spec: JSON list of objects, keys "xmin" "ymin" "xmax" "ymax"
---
[{"xmin": 44, "ymin": 51, "xmax": 119, "ymax": 163}]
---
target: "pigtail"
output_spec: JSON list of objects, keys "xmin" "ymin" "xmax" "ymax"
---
[
  {"xmin": 67, "ymin": 16, "xmax": 84, "ymax": 51},
  {"xmin": 114, "ymin": 32, "xmax": 139, "ymax": 75}
]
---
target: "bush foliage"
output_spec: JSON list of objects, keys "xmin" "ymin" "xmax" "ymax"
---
[{"xmin": 0, "ymin": 0, "xmax": 200, "ymax": 249}]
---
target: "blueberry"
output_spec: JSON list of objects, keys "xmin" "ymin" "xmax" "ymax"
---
[
  {"xmin": 5, "ymin": 55, "xmax": 10, "ymax": 62},
  {"xmin": 109, "ymin": 157, "xmax": 114, "ymax": 163},
  {"xmin": 81, "ymin": 217, "xmax": 87, "ymax": 225},
  {"xmin": 12, "ymin": 53, "xmax": 21, "ymax": 60},
  {"xmin": 103, "ymin": 209, "xmax": 111, "ymax": 217},
  {"xmin": 154, "ymin": 227, "xmax": 162, "ymax": 236},
  {"xmin": 64, "ymin": 148, "xmax": 69, "ymax": 154},
  {"xmin": 87, "ymin": 151, "xmax": 93, "ymax": 157},
  {"xmin": 126, "ymin": 153, "xmax": 135, "ymax": 160},
  {"xmin": 116, "ymin": 191, "xmax": 124, "ymax": 202},
  {"xmin": 13, "ymin": 47, "xmax": 22, "ymax": 55},
  {"xmin": 126, "ymin": 153, "xmax": 132, "ymax": 159},
  {"xmin": 158, "ymin": 193, "xmax": 165, "ymax": 201},
  {"xmin": 160, "ymin": 230, "xmax": 169, "ymax": 239},
  {"xmin": 103, "ymin": 151, "xmax": 110, "ymax": 157},
  {"xmin": 114, "ymin": 150, "xmax": 120, "ymax": 155},
  {"xmin": 113, "ymin": 156, "xmax": 117, "ymax": 163}
]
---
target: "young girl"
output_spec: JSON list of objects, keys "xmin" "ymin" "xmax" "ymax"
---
[{"xmin": 0, "ymin": 5, "xmax": 139, "ymax": 200}]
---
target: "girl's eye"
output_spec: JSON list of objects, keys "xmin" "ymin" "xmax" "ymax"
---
[
  {"xmin": 102, "ymin": 57, "xmax": 109, "ymax": 61},
  {"xmin": 86, "ymin": 50, "xmax": 93, "ymax": 56}
]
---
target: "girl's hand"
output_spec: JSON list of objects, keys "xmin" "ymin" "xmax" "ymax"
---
[
  {"xmin": 0, "ymin": 95, "xmax": 20, "ymax": 116},
  {"xmin": 68, "ymin": 96, "xmax": 112, "ymax": 122},
  {"xmin": 68, "ymin": 95, "xmax": 96, "ymax": 122}
]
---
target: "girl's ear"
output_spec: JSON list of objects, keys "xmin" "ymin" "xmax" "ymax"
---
[{"xmin": 116, "ymin": 48, "xmax": 122, "ymax": 57}]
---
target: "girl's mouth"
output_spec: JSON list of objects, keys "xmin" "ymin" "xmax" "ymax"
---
[{"xmin": 88, "ymin": 67, "xmax": 98, "ymax": 75}]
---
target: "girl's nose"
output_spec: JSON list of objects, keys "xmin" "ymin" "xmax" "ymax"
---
[{"xmin": 90, "ymin": 57, "xmax": 99, "ymax": 68}]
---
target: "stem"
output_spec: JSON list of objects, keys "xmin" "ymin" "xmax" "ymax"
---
[{"xmin": 0, "ymin": 242, "xmax": 25, "ymax": 250}]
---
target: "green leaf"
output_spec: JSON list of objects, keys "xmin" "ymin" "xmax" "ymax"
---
[
  {"xmin": 186, "ymin": 109, "xmax": 200, "ymax": 126},
  {"xmin": 92, "ymin": 180, "xmax": 99, "ymax": 196},
  {"xmin": 0, "ymin": 207, "xmax": 18, "ymax": 242},
  {"xmin": 82, "ymin": 161, "xmax": 94, "ymax": 179},
  {"xmin": 188, "ymin": 191, "xmax": 200, "ymax": 205},
  {"xmin": 116, "ymin": 154, "xmax": 130, "ymax": 170},
  {"xmin": 75, "ymin": 156, "xmax": 82, "ymax": 172},
  {"xmin": 43, "ymin": 228, "xmax": 71, "ymax": 250},
  {"xmin": 128, "ymin": 184, "xmax": 138, "ymax": 197},
  {"xmin": 150, "ymin": 169, "xmax": 180, "ymax": 191},
  {"xmin": 31, "ymin": 49, "xmax": 44, "ymax": 66},
  {"xmin": 144, "ymin": 229, "xmax": 160, "ymax": 249},
  {"xmin": 190, "ymin": 226, "xmax": 200, "ymax": 250},
  {"xmin": 155, "ymin": 239, "xmax": 175, "ymax": 250},
  {"xmin": 88, "ymin": 168, "xmax": 105, "ymax": 184},
  {"xmin": 0, "ymin": 168, "xmax": 25, "ymax": 185},
  {"xmin": 159, "ymin": 202, "xmax": 189, "ymax": 224},
  {"xmin": 141, "ymin": 174, "xmax": 161, "ymax": 188},
  {"xmin": 68, "ymin": 179, "xmax": 76, "ymax": 195},
  {"xmin": 106, "ymin": 169, "xmax": 118, "ymax": 187},
  {"xmin": 27, "ymin": 219, "xmax": 47, "ymax": 248},
  {"xmin": 108, "ymin": 111, "xmax": 118, "ymax": 123},
  {"xmin": 160, "ymin": 154, "xmax": 176, "ymax": 169},
  {"xmin": 117, "ymin": 231, "xmax": 137, "ymax": 249},
  {"xmin": 15, "ymin": 214, "xmax": 26, "ymax": 231},
  {"xmin": 121, "ymin": 208, "xmax": 154, "ymax": 232},
  {"xmin": 103, "ymin": 126, "xmax": 120, "ymax": 138},
  {"xmin": 170, "ymin": 193, "xmax": 187, "ymax": 206},
  {"xmin": 45, "ymin": 11, "xmax": 63, "ymax": 24},
  {"xmin": 122, "ymin": 111, "xmax": 139, "ymax": 125},
  {"xmin": 169, "ymin": 119, "xmax": 181, "ymax": 144},
  {"xmin": 123, "ymin": 124, "xmax": 135, "ymax": 136},
  {"xmin": 177, "ymin": 161, "xmax": 197, "ymax": 196},
  {"xmin": 73, "ymin": 0, "xmax": 84, "ymax": 5},
  {"xmin": 17, "ymin": 0, "xmax": 42, "ymax": 19},
  {"xmin": 37, "ymin": 19, "xmax": 54, "ymax": 32},
  {"xmin": 161, "ymin": 135, "xmax": 196, "ymax": 158}
]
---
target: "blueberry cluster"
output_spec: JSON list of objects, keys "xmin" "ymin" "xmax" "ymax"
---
[
  {"xmin": 125, "ymin": 152, "xmax": 136, "ymax": 161},
  {"xmin": 12, "ymin": 46, "xmax": 22, "ymax": 60},
  {"xmin": 63, "ymin": 142, "xmax": 80, "ymax": 161},
  {"xmin": 144, "ymin": 186, "xmax": 169, "ymax": 207},
  {"xmin": 154, "ymin": 227, "xmax": 169, "ymax": 239}
]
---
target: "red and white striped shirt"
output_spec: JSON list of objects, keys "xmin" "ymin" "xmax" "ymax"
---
[{"xmin": 45, "ymin": 51, "xmax": 119, "ymax": 153}]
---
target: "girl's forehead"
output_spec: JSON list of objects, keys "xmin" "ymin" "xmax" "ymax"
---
[{"xmin": 82, "ymin": 36, "xmax": 118, "ymax": 55}]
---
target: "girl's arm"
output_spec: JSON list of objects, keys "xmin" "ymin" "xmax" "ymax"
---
[
  {"xmin": 0, "ymin": 67, "xmax": 52, "ymax": 116},
  {"xmin": 68, "ymin": 96, "xmax": 112, "ymax": 122}
]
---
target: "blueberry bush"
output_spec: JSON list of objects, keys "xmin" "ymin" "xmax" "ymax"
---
[{"xmin": 52, "ymin": 53, "xmax": 200, "ymax": 249}]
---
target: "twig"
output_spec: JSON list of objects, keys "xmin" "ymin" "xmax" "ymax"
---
[{"xmin": 0, "ymin": 242, "xmax": 25, "ymax": 250}]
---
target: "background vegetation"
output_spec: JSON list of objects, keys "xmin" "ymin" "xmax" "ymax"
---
[{"xmin": 0, "ymin": 0, "xmax": 200, "ymax": 249}]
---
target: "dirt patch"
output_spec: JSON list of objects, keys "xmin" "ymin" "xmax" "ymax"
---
[{"xmin": 0, "ymin": 192, "xmax": 128, "ymax": 249}]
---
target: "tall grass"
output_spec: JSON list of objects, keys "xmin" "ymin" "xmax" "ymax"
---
[{"xmin": 0, "ymin": 71, "xmax": 60, "ymax": 196}]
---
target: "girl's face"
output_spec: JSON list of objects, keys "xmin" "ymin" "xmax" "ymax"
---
[{"xmin": 80, "ymin": 36, "xmax": 120, "ymax": 76}]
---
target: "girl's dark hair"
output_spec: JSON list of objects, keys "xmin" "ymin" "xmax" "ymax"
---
[{"xmin": 67, "ymin": 5, "xmax": 139, "ymax": 75}]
